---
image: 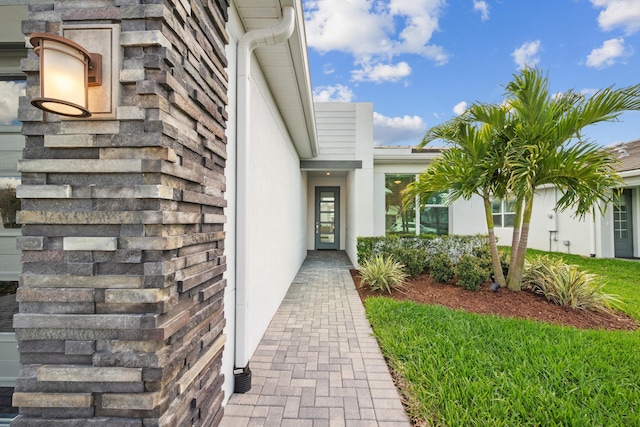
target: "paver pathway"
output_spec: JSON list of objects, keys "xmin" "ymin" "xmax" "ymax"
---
[{"xmin": 220, "ymin": 250, "xmax": 410, "ymax": 426}]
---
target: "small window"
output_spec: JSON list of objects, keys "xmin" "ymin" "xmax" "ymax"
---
[
  {"xmin": 420, "ymin": 191, "xmax": 449, "ymax": 235},
  {"xmin": 0, "ymin": 177, "xmax": 20, "ymax": 229},
  {"xmin": 0, "ymin": 77, "xmax": 25, "ymax": 128},
  {"xmin": 492, "ymin": 198, "xmax": 516, "ymax": 228}
]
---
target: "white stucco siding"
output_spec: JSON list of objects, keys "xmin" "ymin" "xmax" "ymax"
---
[
  {"xmin": 222, "ymin": 5, "xmax": 308, "ymax": 400},
  {"xmin": 346, "ymin": 104, "xmax": 375, "ymax": 265},
  {"xmin": 633, "ymin": 187, "xmax": 640, "ymax": 258},
  {"xmin": 525, "ymin": 187, "xmax": 590, "ymax": 255},
  {"xmin": 450, "ymin": 196, "xmax": 486, "ymax": 236},
  {"xmin": 237, "ymin": 60, "xmax": 307, "ymax": 368},
  {"xmin": 372, "ymin": 171, "xmax": 387, "ymax": 236},
  {"xmin": 346, "ymin": 167, "xmax": 375, "ymax": 266},
  {"xmin": 491, "ymin": 187, "xmax": 596, "ymax": 257},
  {"xmin": 598, "ymin": 207, "xmax": 616, "ymax": 257}
]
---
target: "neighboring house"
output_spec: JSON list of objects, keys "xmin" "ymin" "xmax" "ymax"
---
[
  {"xmin": 489, "ymin": 139, "xmax": 640, "ymax": 259},
  {"xmin": 0, "ymin": 1, "xmax": 638, "ymax": 426},
  {"xmin": 371, "ymin": 142, "xmax": 640, "ymax": 260},
  {"xmin": 374, "ymin": 140, "xmax": 640, "ymax": 258}
]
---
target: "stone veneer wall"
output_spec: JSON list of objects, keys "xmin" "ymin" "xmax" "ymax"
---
[{"xmin": 12, "ymin": 1, "xmax": 229, "ymax": 426}]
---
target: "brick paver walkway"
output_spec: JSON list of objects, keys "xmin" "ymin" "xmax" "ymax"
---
[{"xmin": 220, "ymin": 250, "xmax": 410, "ymax": 426}]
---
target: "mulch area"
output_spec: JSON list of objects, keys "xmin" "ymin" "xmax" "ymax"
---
[{"xmin": 350, "ymin": 270, "xmax": 638, "ymax": 331}]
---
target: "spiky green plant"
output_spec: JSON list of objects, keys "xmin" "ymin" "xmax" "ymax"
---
[
  {"xmin": 358, "ymin": 255, "xmax": 408, "ymax": 294},
  {"xmin": 522, "ymin": 255, "xmax": 621, "ymax": 312}
]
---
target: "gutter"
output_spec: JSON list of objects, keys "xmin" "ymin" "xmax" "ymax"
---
[{"xmin": 234, "ymin": 5, "xmax": 296, "ymax": 391}]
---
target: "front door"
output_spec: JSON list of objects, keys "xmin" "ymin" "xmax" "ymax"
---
[
  {"xmin": 614, "ymin": 189, "xmax": 634, "ymax": 258},
  {"xmin": 315, "ymin": 187, "xmax": 340, "ymax": 250}
]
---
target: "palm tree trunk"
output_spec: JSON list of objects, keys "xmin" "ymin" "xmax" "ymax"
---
[
  {"xmin": 483, "ymin": 196, "xmax": 506, "ymax": 287},
  {"xmin": 506, "ymin": 198, "xmax": 523, "ymax": 288},
  {"xmin": 507, "ymin": 195, "xmax": 533, "ymax": 291}
]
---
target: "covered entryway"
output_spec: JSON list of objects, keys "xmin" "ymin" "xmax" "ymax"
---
[{"xmin": 614, "ymin": 189, "xmax": 634, "ymax": 258}]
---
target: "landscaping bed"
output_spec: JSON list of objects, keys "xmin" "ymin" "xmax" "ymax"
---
[{"xmin": 351, "ymin": 270, "xmax": 638, "ymax": 331}]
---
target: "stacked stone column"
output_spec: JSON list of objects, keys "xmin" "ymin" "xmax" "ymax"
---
[{"xmin": 12, "ymin": 1, "xmax": 229, "ymax": 426}]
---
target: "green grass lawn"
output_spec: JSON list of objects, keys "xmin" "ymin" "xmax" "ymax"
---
[{"xmin": 365, "ymin": 251, "xmax": 640, "ymax": 426}]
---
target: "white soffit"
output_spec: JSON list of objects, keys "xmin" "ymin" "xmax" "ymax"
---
[
  {"xmin": 374, "ymin": 147, "xmax": 444, "ymax": 164},
  {"xmin": 234, "ymin": 0, "xmax": 318, "ymax": 158}
]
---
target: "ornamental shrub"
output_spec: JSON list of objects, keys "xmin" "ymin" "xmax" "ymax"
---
[
  {"xmin": 429, "ymin": 253, "xmax": 455, "ymax": 283},
  {"xmin": 357, "ymin": 234, "xmax": 490, "ymax": 264},
  {"xmin": 522, "ymin": 255, "xmax": 621, "ymax": 311},
  {"xmin": 472, "ymin": 244, "xmax": 492, "ymax": 272},
  {"xmin": 358, "ymin": 255, "xmax": 408, "ymax": 294},
  {"xmin": 356, "ymin": 236, "xmax": 380, "ymax": 265},
  {"xmin": 455, "ymin": 254, "xmax": 487, "ymax": 291},
  {"xmin": 395, "ymin": 247, "xmax": 428, "ymax": 277}
]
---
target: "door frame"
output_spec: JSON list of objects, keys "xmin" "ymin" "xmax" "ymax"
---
[{"xmin": 315, "ymin": 186, "xmax": 340, "ymax": 250}]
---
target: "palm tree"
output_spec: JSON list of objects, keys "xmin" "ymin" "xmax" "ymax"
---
[
  {"xmin": 478, "ymin": 68, "xmax": 638, "ymax": 289},
  {"xmin": 403, "ymin": 117, "xmax": 510, "ymax": 287},
  {"xmin": 407, "ymin": 68, "xmax": 640, "ymax": 291}
]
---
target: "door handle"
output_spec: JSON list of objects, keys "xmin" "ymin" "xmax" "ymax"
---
[{"xmin": 315, "ymin": 222, "xmax": 319, "ymax": 234}]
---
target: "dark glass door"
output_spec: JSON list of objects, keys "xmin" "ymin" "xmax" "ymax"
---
[
  {"xmin": 614, "ymin": 189, "xmax": 634, "ymax": 258},
  {"xmin": 315, "ymin": 187, "xmax": 340, "ymax": 250}
]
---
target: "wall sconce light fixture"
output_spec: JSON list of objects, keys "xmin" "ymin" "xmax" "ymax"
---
[{"xmin": 29, "ymin": 33, "xmax": 102, "ymax": 118}]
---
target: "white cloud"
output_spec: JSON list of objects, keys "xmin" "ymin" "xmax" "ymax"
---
[
  {"xmin": 304, "ymin": 0, "xmax": 449, "ymax": 82},
  {"xmin": 352, "ymin": 61, "xmax": 412, "ymax": 83},
  {"xmin": 580, "ymin": 88, "xmax": 598, "ymax": 96},
  {"xmin": 323, "ymin": 63, "xmax": 336, "ymax": 75},
  {"xmin": 453, "ymin": 101, "xmax": 468, "ymax": 115},
  {"xmin": 373, "ymin": 111, "xmax": 426, "ymax": 145},
  {"xmin": 512, "ymin": 40, "xmax": 541, "ymax": 70},
  {"xmin": 0, "ymin": 80, "xmax": 25, "ymax": 126},
  {"xmin": 586, "ymin": 38, "xmax": 632, "ymax": 68},
  {"xmin": 473, "ymin": 0, "xmax": 489, "ymax": 21},
  {"xmin": 591, "ymin": 0, "xmax": 640, "ymax": 34},
  {"xmin": 304, "ymin": 0, "xmax": 390, "ymax": 55},
  {"xmin": 312, "ymin": 84, "xmax": 356, "ymax": 102}
]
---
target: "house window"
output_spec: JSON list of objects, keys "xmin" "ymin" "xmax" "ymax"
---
[
  {"xmin": 491, "ymin": 198, "xmax": 516, "ymax": 228},
  {"xmin": 0, "ymin": 43, "xmax": 27, "ymax": 421},
  {"xmin": 420, "ymin": 191, "xmax": 449, "ymax": 235},
  {"xmin": 0, "ymin": 76, "xmax": 25, "ymax": 126},
  {"xmin": 0, "ymin": 75, "xmax": 25, "ymax": 230},
  {"xmin": 385, "ymin": 175, "xmax": 449, "ymax": 235},
  {"xmin": 385, "ymin": 174, "xmax": 415, "ymax": 234}
]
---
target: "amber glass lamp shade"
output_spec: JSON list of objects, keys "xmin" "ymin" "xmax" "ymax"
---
[{"xmin": 29, "ymin": 33, "xmax": 92, "ymax": 118}]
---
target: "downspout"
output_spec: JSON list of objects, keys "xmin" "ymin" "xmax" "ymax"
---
[
  {"xmin": 234, "ymin": 6, "xmax": 296, "ymax": 391},
  {"xmin": 590, "ymin": 207, "xmax": 597, "ymax": 257}
]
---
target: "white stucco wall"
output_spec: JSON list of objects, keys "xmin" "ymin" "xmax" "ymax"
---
[
  {"xmin": 492, "ymin": 186, "xmax": 637, "ymax": 258},
  {"xmin": 222, "ymin": 6, "xmax": 308, "ymax": 401},
  {"xmin": 346, "ymin": 104, "xmax": 374, "ymax": 265},
  {"xmin": 450, "ymin": 195, "xmax": 485, "ymax": 236}
]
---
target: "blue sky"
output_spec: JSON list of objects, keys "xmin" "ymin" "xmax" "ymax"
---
[{"xmin": 302, "ymin": 0, "xmax": 640, "ymax": 147}]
